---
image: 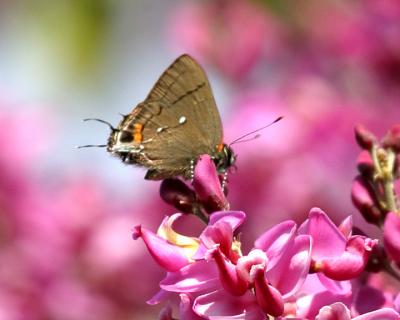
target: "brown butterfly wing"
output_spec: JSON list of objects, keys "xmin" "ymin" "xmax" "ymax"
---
[{"xmin": 121, "ymin": 55, "xmax": 223, "ymax": 179}]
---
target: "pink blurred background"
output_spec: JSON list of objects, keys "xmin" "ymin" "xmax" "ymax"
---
[{"xmin": 0, "ymin": 0, "xmax": 399, "ymax": 318}]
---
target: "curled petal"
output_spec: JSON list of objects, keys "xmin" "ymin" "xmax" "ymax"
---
[
  {"xmin": 252, "ymin": 265, "xmax": 284, "ymax": 317},
  {"xmin": 157, "ymin": 214, "xmax": 200, "ymax": 259},
  {"xmin": 132, "ymin": 224, "xmax": 189, "ymax": 272},
  {"xmin": 236, "ymin": 249, "xmax": 268, "ymax": 284},
  {"xmin": 317, "ymin": 236, "xmax": 377, "ymax": 281},
  {"xmin": 207, "ymin": 246, "xmax": 248, "ymax": 296},
  {"xmin": 383, "ymin": 212, "xmax": 400, "ymax": 265},
  {"xmin": 193, "ymin": 154, "xmax": 229, "ymax": 212}
]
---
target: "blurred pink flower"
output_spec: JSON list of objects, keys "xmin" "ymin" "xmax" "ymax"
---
[{"xmin": 168, "ymin": 0, "xmax": 284, "ymax": 80}]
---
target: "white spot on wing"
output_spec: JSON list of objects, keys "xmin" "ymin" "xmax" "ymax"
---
[{"xmin": 179, "ymin": 116, "xmax": 187, "ymax": 124}]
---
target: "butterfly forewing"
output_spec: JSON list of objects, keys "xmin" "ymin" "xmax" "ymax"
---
[{"xmin": 116, "ymin": 55, "xmax": 223, "ymax": 179}]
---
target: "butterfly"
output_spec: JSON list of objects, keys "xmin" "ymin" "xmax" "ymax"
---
[{"xmin": 103, "ymin": 54, "xmax": 236, "ymax": 180}]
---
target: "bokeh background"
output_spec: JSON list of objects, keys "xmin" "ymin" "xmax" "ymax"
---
[{"xmin": 0, "ymin": 0, "xmax": 399, "ymax": 319}]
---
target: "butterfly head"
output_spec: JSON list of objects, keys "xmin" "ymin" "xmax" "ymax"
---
[{"xmin": 213, "ymin": 143, "xmax": 236, "ymax": 173}]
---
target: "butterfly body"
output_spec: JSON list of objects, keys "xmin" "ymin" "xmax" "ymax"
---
[{"xmin": 107, "ymin": 54, "xmax": 236, "ymax": 180}]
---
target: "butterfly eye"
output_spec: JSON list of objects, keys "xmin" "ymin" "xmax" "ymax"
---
[{"xmin": 119, "ymin": 131, "xmax": 133, "ymax": 143}]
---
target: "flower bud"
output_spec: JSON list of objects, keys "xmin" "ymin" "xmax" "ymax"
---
[
  {"xmin": 355, "ymin": 124, "xmax": 377, "ymax": 150},
  {"xmin": 160, "ymin": 178, "xmax": 196, "ymax": 213},
  {"xmin": 356, "ymin": 151, "xmax": 374, "ymax": 177},
  {"xmin": 382, "ymin": 124, "xmax": 400, "ymax": 153},
  {"xmin": 193, "ymin": 155, "xmax": 229, "ymax": 213},
  {"xmin": 351, "ymin": 176, "xmax": 382, "ymax": 225},
  {"xmin": 383, "ymin": 212, "xmax": 400, "ymax": 266}
]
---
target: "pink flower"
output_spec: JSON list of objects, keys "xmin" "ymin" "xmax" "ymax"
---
[
  {"xmin": 299, "ymin": 208, "xmax": 377, "ymax": 282},
  {"xmin": 141, "ymin": 211, "xmax": 312, "ymax": 318},
  {"xmin": 168, "ymin": 0, "xmax": 284, "ymax": 80}
]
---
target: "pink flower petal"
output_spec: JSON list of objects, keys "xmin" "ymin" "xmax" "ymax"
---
[
  {"xmin": 316, "ymin": 302, "xmax": 351, "ymax": 320},
  {"xmin": 179, "ymin": 294, "xmax": 204, "ymax": 320},
  {"xmin": 193, "ymin": 154, "xmax": 229, "ymax": 212},
  {"xmin": 193, "ymin": 290, "xmax": 264, "ymax": 319},
  {"xmin": 132, "ymin": 224, "xmax": 189, "ymax": 272},
  {"xmin": 319, "ymin": 236, "xmax": 376, "ymax": 281},
  {"xmin": 252, "ymin": 265, "xmax": 284, "ymax": 317},
  {"xmin": 299, "ymin": 208, "xmax": 346, "ymax": 259},
  {"xmin": 160, "ymin": 260, "xmax": 220, "ymax": 293},
  {"xmin": 254, "ymin": 220, "xmax": 297, "ymax": 268},
  {"xmin": 266, "ymin": 235, "xmax": 312, "ymax": 298},
  {"xmin": 208, "ymin": 246, "xmax": 248, "ymax": 296},
  {"xmin": 209, "ymin": 211, "xmax": 246, "ymax": 230},
  {"xmin": 338, "ymin": 216, "xmax": 353, "ymax": 238}
]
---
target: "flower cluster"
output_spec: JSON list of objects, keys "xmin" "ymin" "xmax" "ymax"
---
[
  {"xmin": 133, "ymin": 127, "xmax": 400, "ymax": 319},
  {"xmin": 352, "ymin": 124, "xmax": 400, "ymax": 271}
]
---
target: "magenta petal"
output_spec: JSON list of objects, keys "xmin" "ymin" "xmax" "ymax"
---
[
  {"xmin": 254, "ymin": 220, "xmax": 297, "ymax": 268},
  {"xmin": 132, "ymin": 224, "xmax": 189, "ymax": 272},
  {"xmin": 193, "ymin": 154, "xmax": 229, "ymax": 212},
  {"xmin": 299, "ymin": 208, "xmax": 346, "ymax": 259},
  {"xmin": 320, "ymin": 236, "xmax": 376, "ymax": 281},
  {"xmin": 267, "ymin": 235, "xmax": 312, "ymax": 298},
  {"xmin": 353, "ymin": 308, "xmax": 400, "ymax": 320},
  {"xmin": 209, "ymin": 211, "xmax": 246, "ymax": 230},
  {"xmin": 316, "ymin": 302, "xmax": 351, "ymax": 320},
  {"xmin": 179, "ymin": 294, "xmax": 204, "ymax": 320},
  {"xmin": 317, "ymin": 273, "xmax": 352, "ymax": 294},
  {"xmin": 208, "ymin": 246, "xmax": 248, "ymax": 296},
  {"xmin": 338, "ymin": 216, "xmax": 353, "ymax": 238},
  {"xmin": 296, "ymin": 279, "xmax": 352, "ymax": 319},
  {"xmin": 147, "ymin": 289, "xmax": 171, "ymax": 305},
  {"xmin": 160, "ymin": 260, "xmax": 220, "ymax": 293},
  {"xmin": 253, "ymin": 265, "xmax": 284, "ymax": 317},
  {"xmin": 383, "ymin": 212, "xmax": 400, "ymax": 264},
  {"xmin": 193, "ymin": 290, "xmax": 264, "ymax": 319}
]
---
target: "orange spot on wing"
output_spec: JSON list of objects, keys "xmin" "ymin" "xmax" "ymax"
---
[
  {"xmin": 216, "ymin": 143, "xmax": 224, "ymax": 152},
  {"xmin": 133, "ymin": 123, "xmax": 143, "ymax": 143}
]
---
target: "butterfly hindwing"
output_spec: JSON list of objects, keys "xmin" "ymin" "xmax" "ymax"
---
[{"xmin": 113, "ymin": 55, "xmax": 223, "ymax": 179}]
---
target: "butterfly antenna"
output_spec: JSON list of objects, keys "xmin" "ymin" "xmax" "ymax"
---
[
  {"xmin": 83, "ymin": 118, "xmax": 117, "ymax": 131},
  {"xmin": 229, "ymin": 116, "xmax": 283, "ymax": 146},
  {"xmin": 76, "ymin": 144, "xmax": 107, "ymax": 149}
]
